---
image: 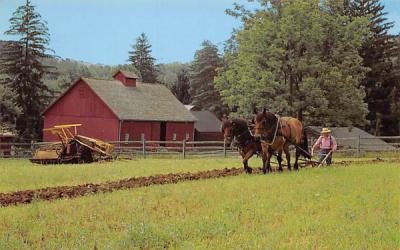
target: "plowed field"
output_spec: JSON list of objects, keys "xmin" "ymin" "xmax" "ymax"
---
[{"xmin": 0, "ymin": 158, "xmax": 398, "ymax": 207}]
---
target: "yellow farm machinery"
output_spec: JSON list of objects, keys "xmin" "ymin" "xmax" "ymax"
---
[{"xmin": 30, "ymin": 124, "xmax": 114, "ymax": 164}]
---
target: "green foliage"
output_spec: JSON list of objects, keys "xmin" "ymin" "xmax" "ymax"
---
[
  {"xmin": 128, "ymin": 33, "xmax": 158, "ymax": 83},
  {"xmin": 42, "ymin": 58, "xmax": 120, "ymax": 91},
  {"xmin": 190, "ymin": 40, "xmax": 227, "ymax": 116},
  {"xmin": 0, "ymin": 0, "xmax": 54, "ymax": 140},
  {"xmin": 216, "ymin": 0, "xmax": 369, "ymax": 126},
  {"xmin": 157, "ymin": 62, "xmax": 188, "ymax": 87},
  {"xmin": 170, "ymin": 68, "xmax": 192, "ymax": 104},
  {"xmin": 0, "ymin": 84, "xmax": 21, "ymax": 126},
  {"xmin": 0, "ymin": 160, "xmax": 398, "ymax": 249},
  {"xmin": 347, "ymin": 0, "xmax": 400, "ymax": 135},
  {"xmin": 157, "ymin": 62, "xmax": 192, "ymax": 104}
]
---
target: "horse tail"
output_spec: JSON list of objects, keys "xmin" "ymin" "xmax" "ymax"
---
[{"xmin": 300, "ymin": 127, "xmax": 311, "ymax": 159}]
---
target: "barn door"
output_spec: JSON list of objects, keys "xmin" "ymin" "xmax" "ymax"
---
[{"xmin": 160, "ymin": 122, "xmax": 166, "ymax": 146}]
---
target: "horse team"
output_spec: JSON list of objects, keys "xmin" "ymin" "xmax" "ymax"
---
[{"xmin": 221, "ymin": 108, "xmax": 311, "ymax": 174}]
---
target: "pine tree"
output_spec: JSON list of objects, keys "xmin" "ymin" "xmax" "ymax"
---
[
  {"xmin": 0, "ymin": 0, "xmax": 54, "ymax": 140},
  {"xmin": 190, "ymin": 40, "xmax": 227, "ymax": 116},
  {"xmin": 348, "ymin": 0, "xmax": 399, "ymax": 135},
  {"xmin": 128, "ymin": 33, "xmax": 158, "ymax": 83}
]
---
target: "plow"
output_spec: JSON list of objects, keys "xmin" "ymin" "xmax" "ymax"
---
[{"xmin": 30, "ymin": 124, "xmax": 114, "ymax": 164}]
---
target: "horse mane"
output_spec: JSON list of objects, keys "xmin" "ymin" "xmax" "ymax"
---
[
  {"xmin": 231, "ymin": 118, "xmax": 248, "ymax": 127},
  {"xmin": 221, "ymin": 117, "xmax": 251, "ymax": 137}
]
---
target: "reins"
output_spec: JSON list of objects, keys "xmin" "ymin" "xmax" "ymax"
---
[
  {"xmin": 226, "ymin": 121, "xmax": 258, "ymax": 150},
  {"xmin": 260, "ymin": 115, "xmax": 280, "ymax": 146}
]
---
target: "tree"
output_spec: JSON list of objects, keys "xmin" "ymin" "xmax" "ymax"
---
[
  {"xmin": 0, "ymin": 84, "xmax": 21, "ymax": 127},
  {"xmin": 0, "ymin": 0, "xmax": 54, "ymax": 140},
  {"xmin": 128, "ymin": 33, "xmax": 158, "ymax": 83},
  {"xmin": 216, "ymin": 0, "xmax": 369, "ymax": 126},
  {"xmin": 347, "ymin": 0, "xmax": 400, "ymax": 135},
  {"xmin": 190, "ymin": 40, "xmax": 227, "ymax": 116},
  {"xmin": 171, "ymin": 68, "xmax": 191, "ymax": 104},
  {"xmin": 156, "ymin": 63, "xmax": 192, "ymax": 104},
  {"xmin": 157, "ymin": 62, "xmax": 187, "ymax": 87}
]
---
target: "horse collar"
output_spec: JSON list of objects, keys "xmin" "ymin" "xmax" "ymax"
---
[{"xmin": 262, "ymin": 115, "xmax": 280, "ymax": 145}]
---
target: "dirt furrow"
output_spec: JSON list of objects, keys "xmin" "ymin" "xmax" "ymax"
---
[
  {"xmin": 0, "ymin": 167, "xmax": 246, "ymax": 207},
  {"xmin": 0, "ymin": 158, "xmax": 398, "ymax": 207}
]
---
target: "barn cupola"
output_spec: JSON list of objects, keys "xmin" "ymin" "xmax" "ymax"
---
[{"xmin": 113, "ymin": 70, "xmax": 138, "ymax": 87}]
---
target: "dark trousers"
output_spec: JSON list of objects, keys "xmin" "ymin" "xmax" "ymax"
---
[{"xmin": 318, "ymin": 148, "xmax": 333, "ymax": 165}]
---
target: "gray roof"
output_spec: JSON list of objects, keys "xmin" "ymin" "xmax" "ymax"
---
[
  {"xmin": 82, "ymin": 78, "xmax": 196, "ymax": 122},
  {"xmin": 308, "ymin": 126, "xmax": 395, "ymax": 151},
  {"xmin": 191, "ymin": 111, "xmax": 221, "ymax": 132}
]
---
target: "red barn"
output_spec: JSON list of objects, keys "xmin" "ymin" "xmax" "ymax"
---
[{"xmin": 42, "ymin": 70, "xmax": 197, "ymax": 142}]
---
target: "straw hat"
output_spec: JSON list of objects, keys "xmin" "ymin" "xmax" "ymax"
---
[{"xmin": 321, "ymin": 127, "xmax": 331, "ymax": 134}]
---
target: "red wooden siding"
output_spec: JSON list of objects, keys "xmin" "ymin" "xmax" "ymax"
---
[
  {"xmin": 121, "ymin": 121, "xmax": 194, "ymax": 142},
  {"xmin": 43, "ymin": 80, "xmax": 119, "ymax": 141},
  {"xmin": 121, "ymin": 121, "xmax": 160, "ymax": 141},
  {"xmin": 43, "ymin": 116, "xmax": 119, "ymax": 142},
  {"xmin": 166, "ymin": 122, "xmax": 194, "ymax": 141}
]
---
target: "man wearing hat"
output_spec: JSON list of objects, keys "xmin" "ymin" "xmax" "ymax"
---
[{"xmin": 311, "ymin": 128, "xmax": 337, "ymax": 165}]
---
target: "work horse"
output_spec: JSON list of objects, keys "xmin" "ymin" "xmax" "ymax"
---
[
  {"xmin": 221, "ymin": 116, "xmax": 262, "ymax": 174},
  {"xmin": 253, "ymin": 108, "xmax": 311, "ymax": 174}
]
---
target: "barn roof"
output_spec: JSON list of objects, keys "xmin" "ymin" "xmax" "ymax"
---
[
  {"xmin": 81, "ymin": 78, "xmax": 196, "ymax": 122},
  {"xmin": 114, "ymin": 70, "xmax": 138, "ymax": 79},
  {"xmin": 190, "ymin": 111, "xmax": 221, "ymax": 132}
]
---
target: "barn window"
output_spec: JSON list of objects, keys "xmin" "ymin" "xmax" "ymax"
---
[
  {"xmin": 185, "ymin": 133, "xmax": 190, "ymax": 141},
  {"xmin": 124, "ymin": 133, "xmax": 129, "ymax": 144},
  {"xmin": 172, "ymin": 133, "xmax": 177, "ymax": 141}
]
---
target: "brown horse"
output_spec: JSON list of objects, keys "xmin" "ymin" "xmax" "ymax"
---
[
  {"xmin": 221, "ymin": 117, "xmax": 262, "ymax": 173},
  {"xmin": 253, "ymin": 108, "xmax": 311, "ymax": 174}
]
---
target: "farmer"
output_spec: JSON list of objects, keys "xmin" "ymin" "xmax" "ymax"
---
[{"xmin": 311, "ymin": 128, "xmax": 337, "ymax": 165}]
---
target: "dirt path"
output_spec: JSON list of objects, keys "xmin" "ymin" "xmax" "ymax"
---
[{"xmin": 0, "ymin": 158, "xmax": 398, "ymax": 207}]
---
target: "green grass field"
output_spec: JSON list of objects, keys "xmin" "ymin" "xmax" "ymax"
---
[
  {"xmin": 0, "ymin": 153, "xmax": 397, "ymax": 193},
  {"xmin": 0, "ymin": 157, "xmax": 243, "ymax": 193},
  {"xmin": 0, "ymin": 158, "xmax": 399, "ymax": 249}
]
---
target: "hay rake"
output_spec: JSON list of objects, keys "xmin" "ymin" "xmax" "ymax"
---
[{"xmin": 30, "ymin": 124, "xmax": 114, "ymax": 164}]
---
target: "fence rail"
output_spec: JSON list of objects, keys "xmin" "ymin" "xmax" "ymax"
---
[{"xmin": 0, "ymin": 136, "xmax": 398, "ymax": 159}]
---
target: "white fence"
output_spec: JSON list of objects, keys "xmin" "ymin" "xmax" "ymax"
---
[{"xmin": 0, "ymin": 136, "xmax": 399, "ymax": 159}]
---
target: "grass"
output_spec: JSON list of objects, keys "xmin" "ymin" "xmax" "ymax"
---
[
  {"xmin": 0, "ymin": 153, "xmax": 398, "ymax": 193},
  {"xmin": 0, "ymin": 161, "xmax": 399, "ymax": 249},
  {"xmin": 0, "ymin": 157, "xmax": 244, "ymax": 193}
]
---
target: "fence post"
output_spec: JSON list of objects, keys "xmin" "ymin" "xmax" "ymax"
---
[
  {"xmin": 182, "ymin": 140, "xmax": 186, "ymax": 159},
  {"xmin": 30, "ymin": 140, "xmax": 35, "ymax": 157},
  {"xmin": 223, "ymin": 142, "xmax": 227, "ymax": 158},
  {"xmin": 357, "ymin": 135, "xmax": 361, "ymax": 157},
  {"xmin": 142, "ymin": 138, "xmax": 146, "ymax": 158}
]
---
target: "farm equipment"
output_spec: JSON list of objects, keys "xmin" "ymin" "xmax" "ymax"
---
[{"xmin": 30, "ymin": 124, "xmax": 114, "ymax": 164}]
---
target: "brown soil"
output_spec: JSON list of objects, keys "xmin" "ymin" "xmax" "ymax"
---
[{"xmin": 0, "ymin": 158, "xmax": 398, "ymax": 207}]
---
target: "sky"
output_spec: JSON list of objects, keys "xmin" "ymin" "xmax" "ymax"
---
[{"xmin": 0, "ymin": 0, "xmax": 399, "ymax": 65}]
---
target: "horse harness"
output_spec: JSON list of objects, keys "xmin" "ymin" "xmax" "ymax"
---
[
  {"xmin": 232, "ymin": 125, "xmax": 261, "ymax": 155},
  {"xmin": 259, "ymin": 114, "xmax": 282, "ymax": 146}
]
